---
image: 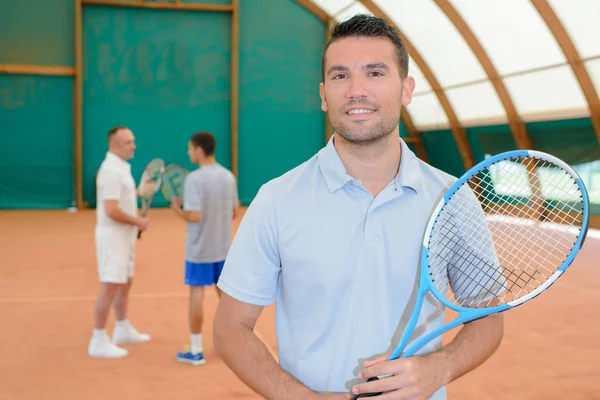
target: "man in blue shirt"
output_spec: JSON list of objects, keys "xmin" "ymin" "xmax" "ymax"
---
[{"xmin": 213, "ymin": 14, "xmax": 504, "ymax": 399}]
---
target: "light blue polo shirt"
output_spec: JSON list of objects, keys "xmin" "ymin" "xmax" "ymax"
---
[{"xmin": 217, "ymin": 135, "xmax": 457, "ymax": 398}]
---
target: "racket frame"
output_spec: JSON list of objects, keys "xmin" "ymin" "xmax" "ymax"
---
[
  {"xmin": 391, "ymin": 149, "xmax": 590, "ymax": 360},
  {"xmin": 160, "ymin": 163, "xmax": 189, "ymax": 202},
  {"xmin": 137, "ymin": 158, "xmax": 165, "ymax": 238}
]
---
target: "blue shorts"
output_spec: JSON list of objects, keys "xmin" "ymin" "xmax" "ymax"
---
[{"xmin": 185, "ymin": 260, "xmax": 225, "ymax": 287}]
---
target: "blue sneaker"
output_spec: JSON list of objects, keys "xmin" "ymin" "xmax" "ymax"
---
[{"xmin": 176, "ymin": 351, "xmax": 206, "ymax": 366}]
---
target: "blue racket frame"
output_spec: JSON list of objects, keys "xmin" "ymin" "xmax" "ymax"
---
[
  {"xmin": 387, "ymin": 149, "xmax": 590, "ymax": 361},
  {"xmin": 386, "ymin": 149, "xmax": 590, "ymax": 361}
]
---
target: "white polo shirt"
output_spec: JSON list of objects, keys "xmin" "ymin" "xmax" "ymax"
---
[
  {"xmin": 95, "ymin": 152, "xmax": 138, "ymax": 235},
  {"xmin": 218, "ymin": 136, "xmax": 457, "ymax": 397}
]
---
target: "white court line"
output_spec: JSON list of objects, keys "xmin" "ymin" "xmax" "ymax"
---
[{"xmin": 0, "ymin": 291, "xmax": 188, "ymax": 304}]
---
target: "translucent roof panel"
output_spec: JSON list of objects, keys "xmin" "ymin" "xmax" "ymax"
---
[
  {"xmin": 547, "ymin": 0, "xmax": 600, "ymax": 59},
  {"xmin": 375, "ymin": 0, "xmax": 487, "ymax": 88},
  {"xmin": 445, "ymin": 81, "xmax": 507, "ymax": 127},
  {"xmin": 503, "ymin": 65, "xmax": 588, "ymax": 121},
  {"xmin": 586, "ymin": 58, "xmax": 600, "ymax": 98},
  {"xmin": 407, "ymin": 92, "xmax": 449, "ymax": 130},
  {"xmin": 450, "ymin": 0, "xmax": 566, "ymax": 76},
  {"xmin": 310, "ymin": 0, "xmax": 355, "ymax": 18}
]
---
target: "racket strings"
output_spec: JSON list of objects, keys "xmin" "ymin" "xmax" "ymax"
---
[
  {"xmin": 428, "ymin": 156, "xmax": 584, "ymax": 308},
  {"xmin": 430, "ymin": 216, "xmax": 551, "ymax": 307}
]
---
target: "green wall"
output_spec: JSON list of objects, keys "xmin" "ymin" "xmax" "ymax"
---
[
  {"xmin": 82, "ymin": 6, "xmax": 231, "ymax": 207},
  {"xmin": 0, "ymin": 0, "xmax": 74, "ymax": 209},
  {"xmin": 2, "ymin": 0, "xmax": 600, "ymax": 210},
  {"xmin": 238, "ymin": 0, "xmax": 326, "ymax": 204},
  {"xmin": 0, "ymin": 0, "xmax": 74, "ymax": 66},
  {"xmin": 0, "ymin": 75, "xmax": 74, "ymax": 209}
]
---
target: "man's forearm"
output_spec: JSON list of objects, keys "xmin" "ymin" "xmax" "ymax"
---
[
  {"xmin": 172, "ymin": 207, "xmax": 199, "ymax": 223},
  {"xmin": 107, "ymin": 207, "xmax": 140, "ymax": 227},
  {"xmin": 431, "ymin": 313, "xmax": 504, "ymax": 385},
  {"xmin": 214, "ymin": 323, "xmax": 316, "ymax": 400}
]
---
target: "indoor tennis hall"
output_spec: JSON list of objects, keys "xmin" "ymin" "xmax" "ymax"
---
[{"xmin": 1, "ymin": 1, "xmax": 600, "ymax": 399}]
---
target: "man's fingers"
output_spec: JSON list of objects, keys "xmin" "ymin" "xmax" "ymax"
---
[
  {"xmin": 359, "ymin": 359, "xmax": 411, "ymax": 381},
  {"xmin": 363, "ymin": 353, "xmax": 390, "ymax": 368}
]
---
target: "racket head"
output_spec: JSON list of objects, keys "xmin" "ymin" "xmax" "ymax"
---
[
  {"xmin": 423, "ymin": 149, "xmax": 590, "ymax": 314},
  {"xmin": 161, "ymin": 163, "xmax": 189, "ymax": 202},
  {"xmin": 138, "ymin": 158, "xmax": 165, "ymax": 215}
]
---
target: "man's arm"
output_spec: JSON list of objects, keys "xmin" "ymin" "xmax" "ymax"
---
[
  {"xmin": 105, "ymin": 200, "xmax": 147, "ymax": 230},
  {"xmin": 432, "ymin": 313, "xmax": 503, "ymax": 383},
  {"xmin": 352, "ymin": 305, "xmax": 503, "ymax": 398},
  {"xmin": 214, "ymin": 293, "xmax": 348, "ymax": 400},
  {"xmin": 169, "ymin": 196, "xmax": 201, "ymax": 223}
]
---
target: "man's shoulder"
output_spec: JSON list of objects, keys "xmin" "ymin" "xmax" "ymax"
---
[
  {"xmin": 417, "ymin": 158, "xmax": 459, "ymax": 193},
  {"xmin": 253, "ymin": 155, "xmax": 319, "ymax": 203}
]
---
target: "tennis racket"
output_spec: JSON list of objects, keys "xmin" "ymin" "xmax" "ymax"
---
[
  {"xmin": 353, "ymin": 150, "xmax": 590, "ymax": 398},
  {"xmin": 137, "ymin": 158, "xmax": 165, "ymax": 239},
  {"xmin": 161, "ymin": 163, "xmax": 189, "ymax": 203}
]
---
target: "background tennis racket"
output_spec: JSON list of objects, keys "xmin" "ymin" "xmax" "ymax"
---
[
  {"xmin": 353, "ymin": 150, "xmax": 590, "ymax": 398},
  {"xmin": 161, "ymin": 163, "xmax": 189, "ymax": 203},
  {"xmin": 137, "ymin": 158, "xmax": 165, "ymax": 239}
]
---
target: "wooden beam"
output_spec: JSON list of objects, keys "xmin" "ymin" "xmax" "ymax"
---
[
  {"xmin": 359, "ymin": 0, "xmax": 475, "ymax": 170},
  {"xmin": 434, "ymin": 0, "xmax": 532, "ymax": 150},
  {"xmin": 532, "ymin": 0, "xmax": 600, "ymax": 145},
  {"xmin": 74, "ymin": 0, "xmax": 84, "ymax": 209},
  {"xmin": 81, "ymin": 0, "xmax": 233, "ymax": 12},
  {"xmin": 293, "ymin": 0, "xmax": 328, "ymax": 23},
  {"xmin": 231, "ymin": 0, "xmax": 239, "ymax": 179},
  {"xmin": 401, "ymin": 110, "xmax": 428, "ymax": 161},
  {"xmin": 0, "ymin": 64, "xmax": 75, "ymax": 76}
]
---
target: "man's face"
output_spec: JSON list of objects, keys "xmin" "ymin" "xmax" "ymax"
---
[
  {"xmin": 111, "ymin": 128, "xmax": 136, "ymax": 160},
  {"xmin": 320, "ymin": 37, "xmax": 415, "ymax": 144},
  {"xmin": 187, "ymin": 141, "xmax": 197, "ymax": 164}
]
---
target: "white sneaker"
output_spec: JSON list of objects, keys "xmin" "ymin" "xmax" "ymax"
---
[
  {"xmin": 113, "ymin": 323, "xmax": 151, "ymax": 345},
  {"xmin": 88, "ymin": 335, "xmax": 128, "ymax": 359}
]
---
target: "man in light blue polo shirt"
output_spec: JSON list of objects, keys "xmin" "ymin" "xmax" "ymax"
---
[{"xmin": 214, "ymin": 14, "xmax": 504, "ymax": 400}]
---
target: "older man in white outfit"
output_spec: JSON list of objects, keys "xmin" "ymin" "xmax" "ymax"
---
[{"xmin": 88, "ymin": 126, "xmax": 151, "ymax": 359}]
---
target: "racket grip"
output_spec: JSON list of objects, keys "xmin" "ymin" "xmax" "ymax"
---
[
  {"xmin": 351, "ymin": 377, "xmax": 383, "ymax": 399},
  {"xmin": 137, "ymin": 230, "xmax": 142, "ymax": 239}
]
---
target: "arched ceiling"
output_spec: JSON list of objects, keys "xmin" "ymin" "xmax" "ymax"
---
[{"xmin": 295, "ymin": 0, "xmax": 600, "ymax": 160}]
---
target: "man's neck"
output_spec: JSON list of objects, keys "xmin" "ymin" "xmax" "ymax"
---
[
  {"xmin": 334, "ymin": 131, "xmax": 401, "ymax": 197},
  {"xmin": 109, "ymin": 150, "xmax": 127, "ymax": 162},
  {"xmin": 199, "ymin": 156, "xmax": 217, "ymax": 167}
]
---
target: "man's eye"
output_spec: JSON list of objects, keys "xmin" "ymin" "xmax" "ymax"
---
[
  {"xmin": 369, "ymin": 71, "xmax": 383, "ymax": 77},
  {"xmin": 332, "ymin": 74, "xmax": 348, "ymax": 80}
]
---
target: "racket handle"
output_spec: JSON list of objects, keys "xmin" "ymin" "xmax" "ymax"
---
[
  {"xmin": 352, "ymin": 377, "xmax": 383, "ymax": 399},
  {"xmin": 137, "ymin": 230, "xmax": 142, "ymax": 239}
]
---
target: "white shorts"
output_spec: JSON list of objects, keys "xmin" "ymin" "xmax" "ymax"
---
[{"xmin": 95, "ymin": 227, "xmax": 136, "ymax": 284}]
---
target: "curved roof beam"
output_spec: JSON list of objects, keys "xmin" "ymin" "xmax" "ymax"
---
[
  {"xmin": 532, "ymin": 0, "xmax": 600, "ymax": 143},
  {"xmin": 293, "ymin": 0, "xmax": 427, "ymax": 160},
  {"xmin": 434, "ymin": 0, "xmax": 532, "ymax": 150},
  {"xmin": 358, "ymin": 0, "xmax": 474, "ymax": 169},
  {"xmin": 401, "ymin": 109, "xmax": 429, "ymax": 161}
]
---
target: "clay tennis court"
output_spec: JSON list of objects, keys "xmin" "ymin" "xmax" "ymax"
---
[{"xmin": 1, "ymin": 208, "xmax": 598, "ymax": 400}]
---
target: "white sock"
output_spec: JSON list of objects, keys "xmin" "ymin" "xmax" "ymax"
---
[
  {"xmin": 115, "ymin": 319, "xmax": 130, "ymax": 332},
  {"xmin": 93, "ymin": 329, "xmax": 107, "ymax": 340},
  {"xmin": 191, "ymin": 333, "xmax": 203, "ymax": 354}
]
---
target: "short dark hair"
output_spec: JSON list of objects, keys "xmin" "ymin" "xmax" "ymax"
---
[
  {"xmin": 190, "ymin": 131, "xmax": 216, "ymax": 156},
  {"xmin": 322, "ymin": 14, "xmax": 409, "ymax": 79},
  {"xmin": 108, "ymin": 126, "xmax": 127, "ymax": 142}
]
